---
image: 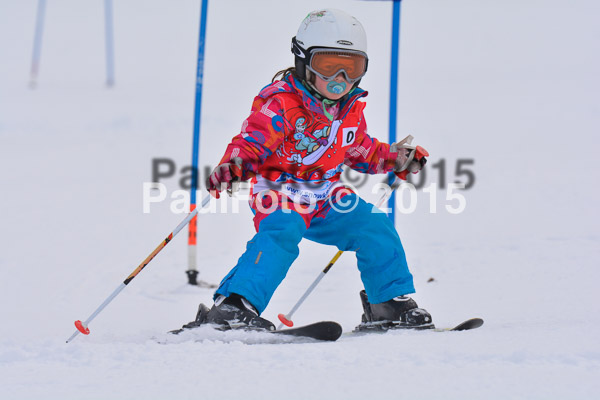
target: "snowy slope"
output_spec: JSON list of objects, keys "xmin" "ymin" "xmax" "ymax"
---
[{"xmin": 1, "ymin": 0, "xmax": 599, "ymax": 399}]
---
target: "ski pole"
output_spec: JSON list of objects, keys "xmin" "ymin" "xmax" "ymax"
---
[
  {"xmin": 104, "ymin": 0, "xmax": 115, "ymax": 87},
  {"xmin": 29, "ymin": 0, "xmax": 47, "ymax": 88},
  {"xmin": 66, "ymin": 194, "xmax": 212, "ymax": 343},
  {"xmin": 277, "ymin": 177, "xmax": 404, "ymax": 329}
]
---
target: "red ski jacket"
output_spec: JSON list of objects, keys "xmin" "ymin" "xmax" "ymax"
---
[{"xmin": 219, "ymin": 75, "xmax": 397, "ymax": 203}]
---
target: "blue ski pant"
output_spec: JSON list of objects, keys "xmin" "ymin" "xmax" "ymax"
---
[{"xmin": 215, "ymin": 191, "xmax": 415, "ymax": 314}]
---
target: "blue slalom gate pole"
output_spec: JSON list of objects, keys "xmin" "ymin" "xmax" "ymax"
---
[
  {"xmin": 104, "ymin": 0, "xmax": 115, "ymax": 87},
  {"xmin": 187, "ymin": 0, "xmax": 212, "ymax": 286},
  {"xmin": 29, "ymin": 0, "xmax": 47, "ymax": 88},
  {"xmin": 387, "ymin": 0, "xmax": 402, "ymax": 226}
]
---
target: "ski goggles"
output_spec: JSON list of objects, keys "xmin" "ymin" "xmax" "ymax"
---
[{"xmin": 307, "ymin": 49, "xmax": 368, "ymax": 84}]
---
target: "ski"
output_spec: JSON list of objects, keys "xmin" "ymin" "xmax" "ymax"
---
[
  {"xmin": 433, "ymin": 317, "xmax": 484, "ymax": 332},
  {"xmin": 165, "ymin": 320, "xmax": 343, "ymax": 343},
  {"xmin": 351, "ymin": 317, "xmax": 484, "ymax": 336},
  {"xmin": 161, "ymin": 318, "xmax": 481, "ymax": 344},
  {"xmin": 271, "ymin": 321, "xmax": 342, "ymax": 341}
]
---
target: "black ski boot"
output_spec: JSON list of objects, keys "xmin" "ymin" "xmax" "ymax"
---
[
  {"xmin": 172, "ymin": 294, "xmax": 275, "ymax": 334},
  {"xmin": 355, "ymin": 290, "xmax": 434, "ymax": 332},
  {"xmin": 205, "ymin": 294, "xmax": 275, "ymax": 331}
]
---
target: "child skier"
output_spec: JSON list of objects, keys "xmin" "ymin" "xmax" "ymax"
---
[{"xmin": 183, "ymin": 9, "xmax": 432, "ymax": 332}]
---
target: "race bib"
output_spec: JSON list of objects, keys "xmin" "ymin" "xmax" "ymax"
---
[{"xmin": 342, "ymin": 127, "xmax": 358, "ymax": 147}]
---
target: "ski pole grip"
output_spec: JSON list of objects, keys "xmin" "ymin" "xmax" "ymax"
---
[
  {"xmin": 230, "ymin": 165, "xmax": 242, "ymax": 180},
  {"xmin": 395, "ymin": 146, "xmax": 429, "ymax": 180},
  {"xmin": 415, "ymin": 145, "xmax": 429, "ymax": 160},
  {"xmin": 229, "ymin": 157, "xmax": 243, "ymax": 181},
  {"xmin": 395, "ymin": 170, "xmax": 409, "ymax": 180}
]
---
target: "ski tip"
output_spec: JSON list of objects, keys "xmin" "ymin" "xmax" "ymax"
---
[
  {"xmin": 452, "ymin": 318, "xmax": 484, "ymax": 331},
  {"xmin": 74, "ymin": 320, "xmax": 90, "ymax": 335},
  {"xmin": 328, "ymin": 322, "xmax": 343, "ymax": 341},
  {"xmin": 278, "ymin": 313, "xmax": 294, "ymax": 327},
  {"xmin": 273, "ymin": 321, "xmax": 343, "ymax": 341},
  {"xmin": 312, "ymin": 321, "xmax": 343, "ymax": 341}
]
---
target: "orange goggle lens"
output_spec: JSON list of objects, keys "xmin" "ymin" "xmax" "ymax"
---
[{"xmin": 310, "ymin": 51, "xmax": 367, "ymax": 80}]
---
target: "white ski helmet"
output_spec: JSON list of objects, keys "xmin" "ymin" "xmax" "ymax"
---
[{"xmin": 291, "ymin": 9, "xmax": 368, "ymax": 83}]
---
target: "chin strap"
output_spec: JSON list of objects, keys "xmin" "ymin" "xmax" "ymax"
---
[{"xmin": 302, "ymin": 78, "xmax": 326, "ymax": 101}]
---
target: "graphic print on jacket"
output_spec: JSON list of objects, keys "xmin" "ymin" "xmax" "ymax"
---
[
  {"xmin": 219, "ymin": 76, "xmax": 397, "ymax": 204},
  {"xmin": 256, "ymin": 96, "xmax": 361, "ymax": 203}
]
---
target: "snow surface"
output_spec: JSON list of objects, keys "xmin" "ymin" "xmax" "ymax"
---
[{"xmin": 1, "ymin": 0, "xmax": 599, "ymax": 399}]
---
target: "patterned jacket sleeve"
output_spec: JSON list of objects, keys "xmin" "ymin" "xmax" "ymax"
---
[
  {"xmin": 344, "ymin": 117, "xmax": 397, "ymax": 174},
  {"xmin": 218, "ymin": 96, "xmax": 285, "ymax": 181}
]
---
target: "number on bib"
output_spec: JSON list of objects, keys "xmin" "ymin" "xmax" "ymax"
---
[{"xmin": 342, "ymin": 127, "xmax": 357, "ymax": 147}]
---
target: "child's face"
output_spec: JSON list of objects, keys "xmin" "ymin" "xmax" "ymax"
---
[{"xmin": 313, "ymin": 73, "xmax": 352, "ymax": 101}]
